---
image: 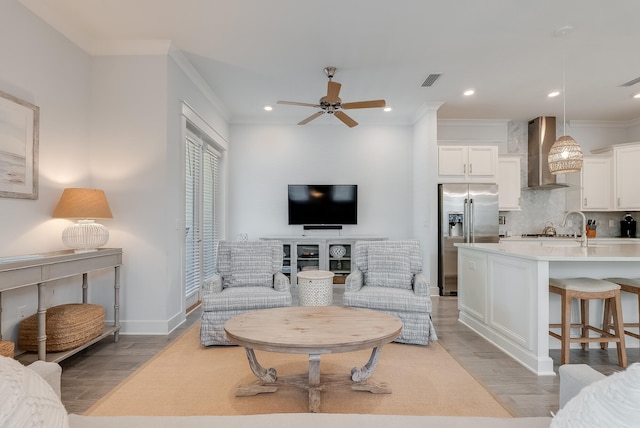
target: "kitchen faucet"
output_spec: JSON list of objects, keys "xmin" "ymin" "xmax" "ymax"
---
[{"xmin": 561, "ymin": 211, "xmax": 588, "ymax": 247}]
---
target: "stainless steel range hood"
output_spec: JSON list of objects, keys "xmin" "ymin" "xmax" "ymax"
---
[{"xmin": 528, "ymin": 116, "xmax": 567, "ymax": 189}]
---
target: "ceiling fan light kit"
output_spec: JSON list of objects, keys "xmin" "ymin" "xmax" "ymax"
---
[{"xmin": 277, "ymin": 66, "xmax": 386, "ymax": 127}]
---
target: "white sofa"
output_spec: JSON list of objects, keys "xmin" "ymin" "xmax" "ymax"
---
[{"xmin": 4, "ymin": 356, "xmax": 640, "ymax": 428}]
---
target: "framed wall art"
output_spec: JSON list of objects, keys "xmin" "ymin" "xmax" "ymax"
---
[{"xmin": 0, "ymin": 90, "xmax": 39, "ymax": 199}]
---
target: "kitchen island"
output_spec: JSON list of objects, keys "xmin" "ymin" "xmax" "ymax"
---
[{"xmin": 456, "ymin": 242, "xmax": 640, "ymax": 376}]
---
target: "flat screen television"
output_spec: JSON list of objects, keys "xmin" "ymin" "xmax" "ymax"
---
[{"xmin": 288, "ymin": 184, "xmax": 357, "ymax": 227}]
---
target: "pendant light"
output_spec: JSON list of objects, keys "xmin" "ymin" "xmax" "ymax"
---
[{"xmin": 548, "ymin": 26, "xmax": 583, "ymax": 174}]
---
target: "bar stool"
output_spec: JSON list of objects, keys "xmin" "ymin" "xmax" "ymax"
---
[
  {"xmin": 549, "ymin": 277, "xmax": 627, "ymax": 368},
  {"xmin": 603, "ymin": 277, "xmax": 640, "ymax": 341}
]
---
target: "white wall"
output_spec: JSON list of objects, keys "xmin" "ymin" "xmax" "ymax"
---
[
  {"xmin": 412, "ymin": 105, "xmax": 440, "ymax": 291},
  {"xmin": 227, "ymin": 123, "xmax": 415, "ymax": 241},
  {"xmin": 0, "ymin": 1, "xmax": 231, "ymax": 343},
  {"xmin": 0, "ymin": 0, "xmax": 94, "ymax": 343},
  {"xmin": 88, "ymin": 54, "xmax": 171, "ymax": 334}
]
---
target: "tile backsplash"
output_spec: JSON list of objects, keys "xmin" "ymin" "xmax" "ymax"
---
[{"xmin": 498, "ymin": 121, "xmax": 639, "ymax": 238}]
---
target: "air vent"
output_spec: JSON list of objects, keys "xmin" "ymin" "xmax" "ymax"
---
[
  {"xmin": 421, "ymin": 73, "xmax": 441, "ymax": 87},
  {"xmin": 620, "ymin": 76, "xmax": 640, "ymax": 87}
]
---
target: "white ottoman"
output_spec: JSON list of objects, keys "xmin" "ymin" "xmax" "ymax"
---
[{"xmin": 297, "ymin": 270, "xmax": 335, "ymax": 306}]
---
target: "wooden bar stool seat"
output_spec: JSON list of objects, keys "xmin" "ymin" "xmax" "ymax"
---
[
  {"xmin": 549, "ymin": 277, "xmax": 627, "ymax": 368},
  {"xmin": 604, "ymin": 277, "xmax": 640, "ymax": 341}
]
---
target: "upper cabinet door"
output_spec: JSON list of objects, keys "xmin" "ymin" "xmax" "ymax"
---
[
  {"xmin": 615, "ymin": 145, "xmax": 640, "ymax": 210},
  {"xmin": 438, "ymin": 146, "xmax": 467, "ymax": 177},
  {"xmin": 467, "ymin": 146, "xmax": 498, "ymax": 177},
  {"xmin": 438, "ymin": 145, "xmax": 497, "ymax": 183},
  {"xmin": 497, "ymin": 157, "xmax": 521, "ymax": 211},
  {"xmin": 582, "ymin": 157, "xmax": 613, "ymax": 211}
]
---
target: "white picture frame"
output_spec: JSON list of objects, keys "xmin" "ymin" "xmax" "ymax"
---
[{"xmin": 0, "ymin": 90, "xmax": 39, "ymax": 199}]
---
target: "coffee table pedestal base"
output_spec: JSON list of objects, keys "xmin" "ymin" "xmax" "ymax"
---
[{"xmin": 235, "ymin": 347, "xmax": 391, "ymax": 412}]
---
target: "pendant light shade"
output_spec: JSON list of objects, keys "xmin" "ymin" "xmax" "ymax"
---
[
  {"xmin": 548, "ymin": 25, "xmax": 583, "ymax": 175},
  {"xmin": 548, "ymin": 135, "xmax": 583, "ymax": 174}
]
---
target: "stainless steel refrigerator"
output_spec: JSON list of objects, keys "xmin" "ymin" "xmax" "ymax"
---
[{"xmin": 438, "ymin": 183, "xmax": 499, "ymax": 296}]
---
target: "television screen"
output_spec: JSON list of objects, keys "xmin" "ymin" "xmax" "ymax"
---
[{"xmin": 288, "ymin": 185, "xmax": 357, "ymax": 226}]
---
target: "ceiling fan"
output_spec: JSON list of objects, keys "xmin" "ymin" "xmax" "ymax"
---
[{"xmin": 277, "ymin": 66, "xmax": 386, "ymax": 127}]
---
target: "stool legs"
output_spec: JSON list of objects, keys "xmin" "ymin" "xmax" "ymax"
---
[
  {"xmin": 603, "ymin": 285, "xmax": 640, "ymax": 341},
  {"xmin": 550, "ymin": 285, "xmax": 627, "ymax": 368},
  {"xmin": 610, "ymin": 290, "xmax": 627, "ymax": 368}
]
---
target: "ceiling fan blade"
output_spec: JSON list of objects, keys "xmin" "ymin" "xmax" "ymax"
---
[
  {"xmin": 277, "ymin": 101, "xmax": 320, "ymax": 108},
  {"xmin": 334, "ymin": 111, "xmax": 358, "ymax": 127},
  {"xmin": 326, "ymin": 81, "xmax": 342, "ymax": 103},
  {"xmin": 298, "ymin": 111, "xmax": 325, "ymax": 125},
  {"xmin": 342, "ymin": 100, "xmax": 386, "ymax": 109}
]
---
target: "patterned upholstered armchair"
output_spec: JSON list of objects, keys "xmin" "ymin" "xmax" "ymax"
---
[
  {"xmin": 343, "ymin": 240, "xmax": 437, "ymax": 345},
  {"xmin": 200, "ymin": 240, "xmax": 292, "ymax": 346}
]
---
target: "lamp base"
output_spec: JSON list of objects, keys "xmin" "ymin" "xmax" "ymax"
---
[{"xmin": 61, "ymin": 220, "xmax": 109, "ymax": 252}]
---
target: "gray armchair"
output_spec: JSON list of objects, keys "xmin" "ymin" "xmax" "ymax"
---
[
  {"xmin": 200, "ymin": 240, "xmax": 292, "ymax": 346},
  {"xmin": 343, "ymin": 240, "xmax": 437, "ymax": 345}
]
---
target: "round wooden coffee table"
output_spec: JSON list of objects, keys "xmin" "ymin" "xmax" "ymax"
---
[{"xmin": 224, "ymin": 306, "xmax": 402, "ymax": 412}]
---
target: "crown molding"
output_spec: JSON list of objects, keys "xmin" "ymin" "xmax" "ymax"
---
[
  {"xmin": 169, "ymin": 48, "xmax": 231, "ymax": 122},
  {"xmin": 569, "ymin": 119, "xmax": 640, "ymax": 128},
  {"xmin": 437, "ymin": 118, "xmax": 510, "ymax": 127},
  {"xmin": 412, "ymin": 102, "xmax": 443, "ymax": 124}
]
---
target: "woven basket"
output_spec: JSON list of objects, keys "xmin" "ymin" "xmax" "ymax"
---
[
  {"xmin": 0, "ymin": 340, "xmax": 14, "ymax": 358},
  {"xmin": 18, "ymin": 303, "xmax": 105, "ymax": 353}
]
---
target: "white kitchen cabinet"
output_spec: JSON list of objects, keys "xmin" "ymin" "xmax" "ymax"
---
[
  {"xmin": 438, "ymin": 145, "xmax": 497, "ymax": 183},
  {"xmin": 566, "ymin": 156, "xmax": 613, "ymax": 211},
  {"xmin": 497, "ymin": 156, "xmax": 521, "ymax": 211},
  {"xmin": 614, "ymin": 144, "xmax": 640, "ymax": 210}
]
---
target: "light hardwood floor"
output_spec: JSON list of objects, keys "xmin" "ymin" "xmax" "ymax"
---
[{"xmin": 53, "ymin": 292, "xmax": 638, "ymax": 416}]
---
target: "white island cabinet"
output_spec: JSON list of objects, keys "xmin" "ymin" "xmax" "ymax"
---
[{"xmin": 456, "ymin": 242, "xmax": 640, "ymax": 376}]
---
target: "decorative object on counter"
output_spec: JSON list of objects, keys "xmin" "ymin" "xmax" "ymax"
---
[
  {"xmin": 542, "ymin": 221, "xmax": 557, "ymax": 236},
  {"xmin": 586, "ymin": 219, "xmax": 597, "ymax": 238},
  {"xmin": 52, "ymin": 188, "xmax": 113, "ymax": 252},
  {"xmin": 548, "ymin": 26, "xmax": 583, "ymax": 175},
  {"xmin": 621, "ymin": 213, "xmax": 636, "ymax": 238}
]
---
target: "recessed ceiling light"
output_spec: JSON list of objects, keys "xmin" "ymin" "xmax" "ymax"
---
[
  {"xmin": 264, "ymin": 105, "xmax": 273, "ymax": 111},
  {"xmin": 634, "ymin": 93, "xmax": 640, "ymax": 99},
  {"xmin": 463, "ymin": 89, "xmax": 475, "ymax": 96},
  {"xmin": 384, "ymin": 107, "xmax": 392, "ymax": 112},
  {"xmin": 548, "ymin": 91, "xmax": 561, "ymax": 98}
]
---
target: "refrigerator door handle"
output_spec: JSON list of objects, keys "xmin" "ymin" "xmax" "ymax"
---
[
  {"xmin": 469, "ymin": 198, "xmax": 475, "ymax": 243},
  {"xmin": 463, "ymin": 198, "xmax": 469, "ymax": 243}
]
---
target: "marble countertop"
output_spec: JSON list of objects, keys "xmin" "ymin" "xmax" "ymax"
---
[
  {"xmin": 456, "ymin": 242, "xmax": 640, "ymax": 261},
  {"xmin": 500, "ymin": 236, "xmax": 640, "ymax": 243}
]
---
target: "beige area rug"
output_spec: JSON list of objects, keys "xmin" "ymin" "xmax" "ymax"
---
[{"xmin": 85, "ymin": 322, "xmax": 512, "ymax": 417}]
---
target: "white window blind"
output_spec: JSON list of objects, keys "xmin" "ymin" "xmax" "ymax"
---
[
  {"xmin": 184, "ymin": 129, "xmax": 221, "ymax": 301},
  {"xmin": 185, "ymin": 134, "xmax": 202, "ymax": 299},
  {"xmin": 202, "ymin": 146, "xmax": 219, "ymax": 280}
]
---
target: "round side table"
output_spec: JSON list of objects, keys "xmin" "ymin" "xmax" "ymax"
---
[{"xmin": 297, "ymin": 270, "xmax": 335, "ymax": 306}]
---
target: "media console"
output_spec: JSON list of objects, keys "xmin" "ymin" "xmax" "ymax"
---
[{"xmin": 260, "ymin": 236, "xmax": 386, "ymax": 286}]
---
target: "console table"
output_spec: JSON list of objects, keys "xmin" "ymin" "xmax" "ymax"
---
[{"xmin": 0, "ymin": 248, "xmax": 122, "ymax": 362}]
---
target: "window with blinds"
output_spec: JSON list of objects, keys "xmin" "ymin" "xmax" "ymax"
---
[{"xmin": 185, "ymin": 130, "xmax": 220, "ymax": 303}]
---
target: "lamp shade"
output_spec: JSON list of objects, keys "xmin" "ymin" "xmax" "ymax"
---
[
  {"xmin": 548, "ymin": 135, "xmax": 583, "ymax": 174},
  {"xmin": 52, "ymin": 188, "xmax": 113, "ymax": 219}
]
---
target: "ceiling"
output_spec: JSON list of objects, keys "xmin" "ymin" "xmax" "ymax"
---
[{"xmin": 19, "ymin": 0, "xmax": 640, "ymax": 127}]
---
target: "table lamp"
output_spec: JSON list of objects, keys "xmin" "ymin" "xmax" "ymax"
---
[{"xmin": 52, "ymin": 188, "xmax": 113, "ymax": 252}]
